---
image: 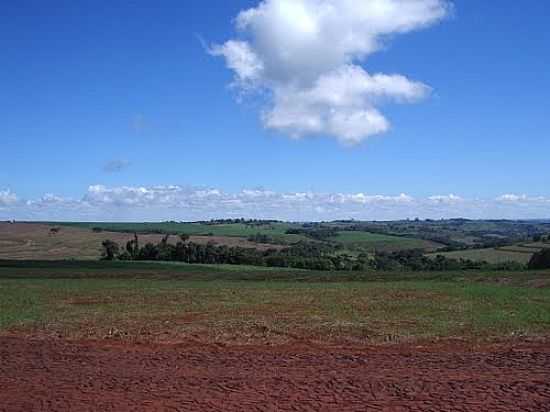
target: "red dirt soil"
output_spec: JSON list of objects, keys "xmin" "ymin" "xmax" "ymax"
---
[{"xmin": 1, "ymin": 336, "xmax": 549, "ymax": 411}]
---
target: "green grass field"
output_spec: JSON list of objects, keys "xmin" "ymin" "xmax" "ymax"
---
[
  {"xmin": 49, "ymin": 222, "xmax": 445, "ymax": 250},
  {"xmin": 50, "ymin": 221, "xmax": 304, "ymax": 241},
  {"xmin": 332, "ymin": 231, "xmax": 442, "ymax": 252},
  {"xmin": 430, "ymin": 248, "xmax": 535, "ymax": 265},
  {"xmin": 2, "ymin": 261, "xmax": 550, "ymax": 344}
]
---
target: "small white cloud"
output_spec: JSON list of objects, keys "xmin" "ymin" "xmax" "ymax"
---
[
  {"xmin": 38, "ymin": 194, "xmax": 66, "ymax": 204},
  {"xmin": 25, "ymin": 194, "xmax": 79, "ymax": 209},
  {"xmin": 496, "ymin": 194, "xmax": 528, "ymax": 202},
  {"xmin": 241, "ymin": 189, "xmax": 277, "ymax": 198},
  {"xmin": 0, "ymin": 190, "xmax": 18, "ymax": 207},
  {"xmin": 496, "ymin": 194, "xmax": 550, "ymax": 205},
  {"xmin": 212, "ymin": 0, "xmax": 450, "ymax": 144},
  {"xmin": 209, "ymin": 40, "xmax": 264, "ymax": 90},
  {"xmin": 84, "ymin": 185, "xmax": 182, "ymax": 207},
  {"xmin": 333, "ymin": 192, "xmax": 414, "ymax": 204},
  {"xmin": 429, "ymin": 194, "xmax": 463, "ymax": 204}
]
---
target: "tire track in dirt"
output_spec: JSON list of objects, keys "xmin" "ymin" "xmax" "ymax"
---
[{"xmin": 1, "ymin": 337, "xmax": 549, "ymax": 411}]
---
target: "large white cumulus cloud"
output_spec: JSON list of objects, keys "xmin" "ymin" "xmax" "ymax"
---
[{"xmin": 211, "ymin": 0, "xmax": 451, "ymax": 144}]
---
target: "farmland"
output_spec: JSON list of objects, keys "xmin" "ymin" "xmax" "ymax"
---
[
  {"xmin": 429, "ymin": 242, "xmax": 550, "ymax": 265},
  {"xmin": 428, "ymin": 248, "xmax": 535, "ymax": 265},
  {"xmin": 1, "ymin": 220, "xmax": 550, "ymax": 410},
  {"xmin": 2, "ymin": 264, "xmax": 550, "ymax": 344},
  {"xmin": 52, "ymin": 221, "xmax": 307, "ymax": 243},
  {"xmin": 0, "ymin": 222, "xmax": 449, "ymax": 269},
  {"xmin": 331, "ymin": 231, "xmax": 442, "ymax": 252},
  {"xmin": 1, "ymin": 220, "xmax": 549, "ymax": 271},
  {"xmin": 2, "ymin": 262, "xmax": 550, "ymax": 410},
  {"xmin": 0, "ymin": 222, "xmax": 286, "ymax": 260}
]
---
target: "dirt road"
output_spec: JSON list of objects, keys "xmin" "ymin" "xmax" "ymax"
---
[{"xmin": 1, "ymin": 336, "xmax": 549, "ymax": 411}]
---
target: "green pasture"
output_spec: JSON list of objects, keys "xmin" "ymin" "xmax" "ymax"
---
[
  {"xmin": 430, "ymin": 248, "xmax": 534, "ymax": 265},
  {"xmin": 51, "ymin": 221, "xmax": 305, "ymax": 243},
  {"xmin": 1, "ymin": 261, "xmax": 550, "ymax": 344},
  {"xmin": 332, "ymin": 231, "xmax": 442, "ymax": 252}
]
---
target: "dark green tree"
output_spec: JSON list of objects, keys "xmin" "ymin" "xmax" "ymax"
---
[
  {"xmin": 126, "ymin": 233, "xmax": 139, "ymax": 260},
  {"xmin": 528, "ymin": 248, "xmax": 550, "ymax": 270},
  {"xmin": 101, "ymin": 240, "xmax": 120, "ymax": 260}
]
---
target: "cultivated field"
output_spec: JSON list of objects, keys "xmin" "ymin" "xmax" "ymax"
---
[
  {"xmin": 53, "ymin": 221, "xmax": 307, "ymax": 243},
  {"xmin": 1, "ymin": 262, "xmax": 550, "ymax": 410},
  {"xmin": 428, "ymin": 245, "xmax": 546, "ymax": 265},
  {"xmin": 2, "ymin": 336, "xmax": 550, "ymax": 411},
  {"xmin": 0, "ymin": 222, "xmax": 284, "ymax": 260},
  {"xmin": 2, "ymin": 268, "xmax": 550, "ymax": 344},
  {"xmin": 0, "ymin": 261, "xmax": 550, "ymax": 412},
  {"xmin": 333, "ymin": 231, "xmax": 443, "ymax": 253},
  {"xmin": 0, "ymin": 222, "xmax": 449, "ymax": 262},
  {"xmin": 2, "ymin": 219, "xmax": 550, "ymax": 410}
]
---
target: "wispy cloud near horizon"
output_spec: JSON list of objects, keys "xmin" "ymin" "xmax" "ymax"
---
[
  {"xmin": 1, "ymin": 185, "xmax": 549, "ymax": 222},
  {"xmin": 0, "ymin": 190, "xmax": 18, "ymax": 208}
]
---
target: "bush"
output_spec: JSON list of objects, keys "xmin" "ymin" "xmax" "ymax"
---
[
  {"xmin": 528, "ymin": 248, "xmax": 550, "ymax": 270},
  {"xmin": 101, "ymin": 240, "xmax": 120, "ymax": 260}
]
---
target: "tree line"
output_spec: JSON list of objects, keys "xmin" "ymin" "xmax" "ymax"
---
[
  {"xmin": 101, "ymin": 235, "xmax": 356, "ymax": 271},
  {"xmin": 99, "ymin": 234, "xmax": 531, "ymax": 272},
  {"xmin": 285, "ymin": 226, "xmax": 340, "ymax": 241}
]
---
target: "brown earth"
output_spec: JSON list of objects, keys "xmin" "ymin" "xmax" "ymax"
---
[
  {"xmin": 0, "ymin": 223, "xmax": 284, "ymax": 260},
  {"xmin": 1, "ymin": 336, "xmax": 549, "ymax": 411}
]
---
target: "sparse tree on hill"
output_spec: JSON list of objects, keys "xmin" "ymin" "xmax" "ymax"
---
[
  {"xmin": 126, "ymin": 233, "xmax": 139, "ymax": 260},
  {"xmin": 139, "ymin": 243, "xmax": 159, "ymax": 261},
  {"xmin": 101, "ymin": 240, "xmax": 120, "ymax": 260}
]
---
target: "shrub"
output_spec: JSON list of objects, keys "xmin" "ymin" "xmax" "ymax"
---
[
  {"xmin": 101, "ymin": 240, "xmax": 120, "ymax": 260},
  {"xmin": 528, "ymin": 248, "xmax": 550, "ymax": 270}
]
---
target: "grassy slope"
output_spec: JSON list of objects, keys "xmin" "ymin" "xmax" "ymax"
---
[
  {"xmin": 52, "ymin": 222, "xmax": 444, "ymax": 250},
  {"xmin": 2, "ymin": 278, "xmax": 550, "ymax": 344},
  {"xmin": 429, "ymin": 243, "xmax": 550, "ymax": 265},
  {"xmin": 50, "ymin": 221, "xmax": 305, "ymax": 242},
  {"xmin": 427, "ymin": 240, "xmax": 550, "ymax": 265},
  {"xmin": 0, "ymin": 222, "xmax": 294, "ymax": 261},
  {"xmin": 1, "ymin": 261, "xmax": 550, "ymax": 344},
  {"xmin": 333, "ymin": 231, "xmax": 442, "ymax": 253}
]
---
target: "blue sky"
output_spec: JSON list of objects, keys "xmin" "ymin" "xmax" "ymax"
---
[{"xmin": 1, "ymin": 0, "xmax": 549, "ymax": 221}]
